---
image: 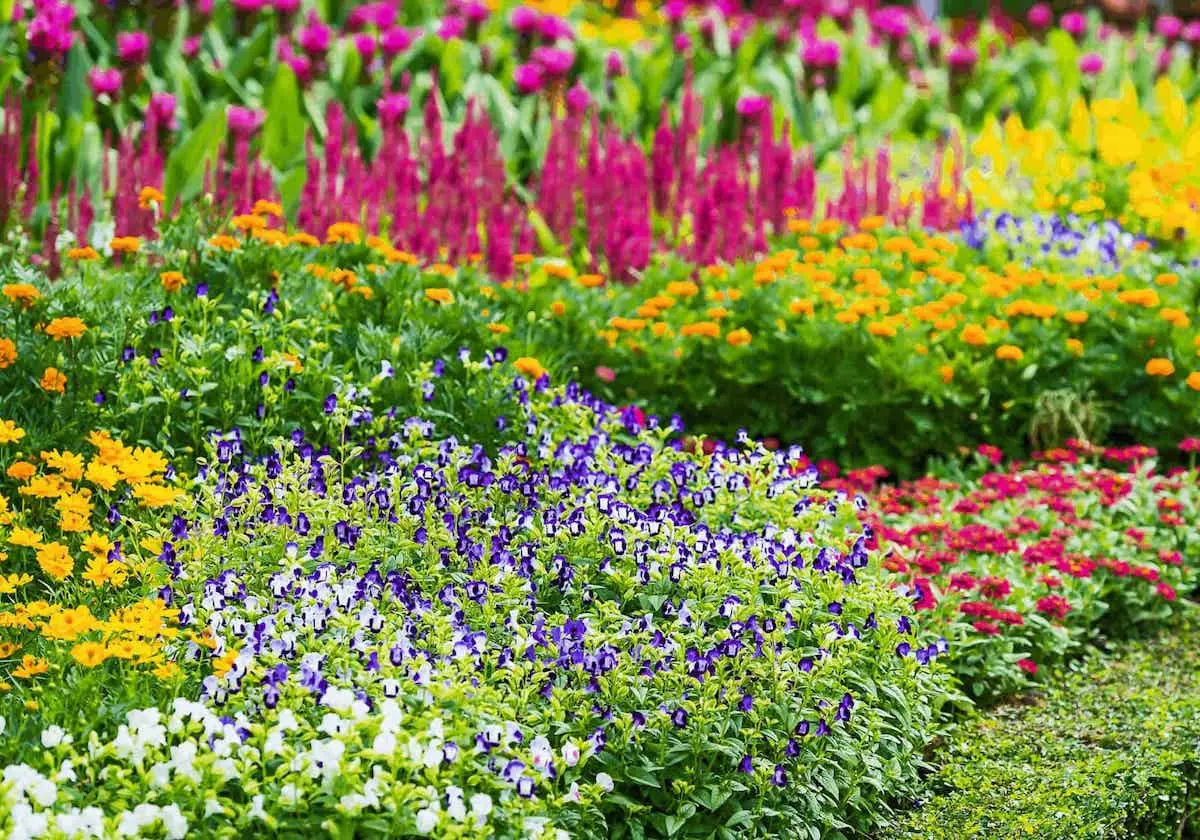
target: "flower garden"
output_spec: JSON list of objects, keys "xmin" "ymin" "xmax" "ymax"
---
[{"xmin": 1, "ymin": 0, "xmax": 1199, "ymax": 836}]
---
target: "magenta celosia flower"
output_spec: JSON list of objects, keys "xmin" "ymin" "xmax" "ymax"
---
[
  {"xmin": 946, "ymin": 45, "xmax": 977, "ymax": 73},
  {"xmin": 380, "ymin": 27, "xmax": 414, "ymax": 57},
  {"xmin": 870, "ymin": 6, "xmax": 910, "ymax": 40},
  {"xmin": 437, "ymin": 16, "xmax": 467, "ymax": 40},
  {"xmin": 352, "ymin": 33, "xmax": 376, "ymax": 60},
  {"xmin": 673, "ymin": 32, "xmax": 691, "ymax": 52},
  {"xmin": 378, "ymin": 93, "xmax": 410, "ymax": 123},
  {"xmin": 297, "ymin": 19, "xmax": 332, "ymax": 56},
  {"xmin": 510, "ymin": 5, "xmax": 540, "ymax": 33},
  {"xmin": 662, "ymin": 0, "xmax": 687, "ymax": 24},
  {"xmin": 801, "ymin": 39, "xmax": 840, "ymax": 69},
  {"xmin": 1156, "ymin": 15, "xmax": 1182, "ymax": 41},
  {"xmin": 149, "ymin": 92, "xmax": 178, "ymax": 129},
  {"xmin": 116, "ymin": 31, "xmax": 151, "ymax": 66},
  {"xmin": 192, "ymin": 0, "xmax": 214, "ymax": 15},
  {"xmin": 605, "ymin": 50, "xmax": 625, "ymax": 77},
  {"xmin": 1078, "ymin": 52, "xmax": 1103, "ymax": 75},
  {"xmin": 538, "ymin": 15, "xmax": 572, "ymax": 41},
  {"xmin": 88, "ymin": 67, "xmax": 122, "ymax": 97},
  {"xmin": 26, "ymin": 1, "xmax": 75, "ymax": 60},
  {"xmin": 272, "ymin": 0, "xmax": 301, "ymax": 14},
  {"xmin": 1185, "ymin": 21, "xmax": 1200, "ymax": 44},
  {"xmin": 231, "ymin": 0, "xmax": 265, "ymax": 14},
  {"xmin": 227, "ymin": 105, "xmax": 265, "ymax": 136},
  {"xmin": 565, "ymin": 82, "xmax": 590, "ymax": 113},
  {"xmin": 1027, "ymin": 3, "xmax": 1051, "ymax": 29},
  {"xmin": 461, "ymin": 1, "xmax": 490, "ymax": 24},
  {"xmin": 531, "ymin": 46, "xmax": 573, "ymax": 77},
  {"xmin": 182, "ymin": 35, "xmax": 202, "ymax": 59},
  {"xmin": 1060, "ymin": 11, "xmax": 1086, "ymax": 38},
  {"xmin": 286, "ymin": 54, "xmax": 312, "ymax": 82},
  {"xmin": 735, "ymin": 95, "xmax": 770, "ymax": 118},
  {"xmin": 513, "ymin": 62, "xmax": 544, "ymax": 93}
]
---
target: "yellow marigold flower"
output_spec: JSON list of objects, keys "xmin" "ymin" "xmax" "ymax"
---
[
  {"xmin": 680, "ymin": 321, "xmax": 721, "ymax": 339},
  {"xmin": 1188, "ymin": 372, "xmax": 1200, "ymax": 391},
  {"xmin": 42, "ymin": 450, "xmax": 84, "ymax": 480},
  {"xmin": 289, "ymin": 232, "xmax": 320, "ymax": 248},
  {"xmin": 575, "ymin": 274, "xmax": 602, "ymax": 288},
  {"xmin": 81, "ymin": 533, "xmax": 114, "ymax": 559},
  {"xmin": 208, "ymin": 234, "xmax": 240, "ymax": 251},
  {"xmin": 550, "ymin": 301, "xmax": 566, "ymax": 316},
  {"xmin": 110, "ymin": 236, "xmax": 141, "ymax": 254},
  {"xmin": 1066, "ymin": 338, "xmax": 1084, "ymax": 356},
  {"xmin": 425, "ymin": 287, "xmax": 455, "ymax": 305},
  {"xmin": 40, "ymin": 367, "xmax": 66, "ymax": 394},
  {"xmin": 13, "ymin": 655, "xmax": 50, "ymax": 679},
  {"xmin": 1063, "ymin": 310, "xmax": 1089, "ymax": 325},
  {"xmin": 326, "ymin": 222, "xmax": 362, "ymax": 244},
  {"xmin": 544, "ymin": 262, "xmax": 573, "ymax": 279},
  {"xmin": 859, "ymin": 215, "xmax": 886, "ymax": 232},
  {"xmin": 707, "ymin": 306, "xmax": 730, "ymax": 320},
  {"xmin": 253, "ymin": 200, "xmax": 283, "ymax": 217},
  {"xmin": 666, "ymin": 281, "xmax": 700, "ymax": 298},
  {"xmin": 960, "ymin": 324, "xmax": 988, "ymax": 346},
  {"xmin": 3, "ymin": 283, "xmax": 41, "ymax": 308},
  {"xmin": 0, "ymin": 419, "xmax": 24, "ymax": 445},
  {"xmin": 131, "ymin": 484, "xmax": 181, "ymax": 508},
  {"xmin": 66, "ymin": 246, "xmax": 100, "ymax": 261},
  {"xmin": 0, "ymin": 337, "xmax": 15, "ymax": 369},
  {"xmin": 726, "ymin": 328, "xmax": 752, "ymax": 347},
  {"xmin": 160, "ymin": 271, "xmax": 187, "ymax": 292},
  {"xmin": 328, "ymin": 269, "xmax": 358, "ymax": 290},
  {"xmin": 996, "ymin": 344, "xmax": 1024, "ymax": 361},
  {"xmin": 610, "ymin": 317, "xmax": 646, "ymax": 332},
  {"xmin": 0, "ymin": 574, "xmax": 32, "ymax": 595},
  {"xmin": 1160, "ymin": 308, "xmax": 1191, "ymax": 328},
  {"xmin": 70, "ymin": 641, "xmax": 110, "ymax": 668},
  {"xmin": 44, "ymin": 317, "xmax": 87, "ymax": 341},
  {"xmin": 82, "ymin": 556, "xmax": 128, "ymax": 588},
  {"xmin": 651, "ymin": 322, "xmax": 672, "ymax": 338},
  {"xmin": 36, "ymin": 541, "xmax": 74, "ymax": 580},
  {"xmin": 43, "ymin": 605, "xmax": 97, "ymax": 640},
  {"xmin": 1155, "ymin": 273, "xmax": 1179, "ymax": 287},
  {"xmin": 487, "ymin": 323, "xmax": 510, "ymax": 335},
  {"xmin": 867, "ymin": 322, "xmax": 896, "ymax": 338},
  {"xmin": 1145, "ymin": 357, "xmax": 1175, "ymax": 377},
  {"xmin": 7, "ymin": 462, "xmax": 36, "ymax": 481},
  {"xmin": 137, "ymin": 186, "xmax": 165, "ymax": 209},
  {"xmin": 230, "ymin": 214, "xmax": 265, "ymax": 233},
  {"xmin": 514, "ymin": 357, "xmax": 547, "ymax": 380},
  {"xmin": 835, "ymin": 310, "xmax": 860, "ymax": 324},
  {"xmin": 939, "ymin": 365, "xmax": 954, "ymax": 383}
]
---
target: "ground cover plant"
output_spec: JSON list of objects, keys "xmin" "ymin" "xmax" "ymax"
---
[{"xmin": 1, "ymin": 0, "xmax": 1199, "ymax": 837}]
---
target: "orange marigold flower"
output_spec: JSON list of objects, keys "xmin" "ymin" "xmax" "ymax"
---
[
  {"xmin": 487, "ymin": 323, "xmax": 510, "ymax": 334},
  {"xmin": 726, "ymin": 328, "xmax": 752, "ymax": 347},
  {"xmin": 939, "ymin": 365, "xmax": 954, "ymax": 383},
  {"xmin": 66, "ymin": 246, "xmax": 100, "ymax": 261},
  {"xmin": 109, "ymin": 236, "xmax": 141, "ymax": 254},
  {"xmin": 550, "ymin": 301, "xmax": 566, "ymax": 316},
  {"xmin": 252, "ymin": 200, "xmax": 284, "ymax": 217},
  {"xmin": 1117, "ymin": 289, "xmax": 1160, "ymax": 307},
  {"xmin": 326, "ymin": 222, "xmax": 362, "ymax": 244},
  {"xmin": 1188, "ymin": 372, "xmax": 1200, "ymax": 391},
  {"xmin": 788, "ymin": 298, "xmax": 815, "ymax": 317},
  {"xmin": 288, "ymin": 232, "xmax": 320, "ymax": 248},
  {"xmin": 44, "ymin": 317, "xmax": 87, "ymax": 341},
  {"xmin": 1063, "ymin": 310, "xmax": 1089, "ymax": 324},
  {"xmin": 578, "ymin": 274, "xmax": 604, "ymax": 288},
  {"xmin": 137, "ymin": 186, "xmax": 165, "ymax": 209},
  {"xmin": 514, "ymin": 356, "xmax": 547, "ymax": 380},
  {"xmin": 960, "ymin": 324, "xmax": 988, "ymax": 346},
  {"xmin": 1066, "ymin": 338, "xmax": 1084, "ymax": 356},
  {"xmin": 160, "ymin": 271, "xmax": 187, "ymax": 292},
  {"xmin": 3, "ymin": 283, "xmax": 41, "ymax": 308},
  {"xmin": 0, "ymin": 337, "xmax": 16, "ymax": 368},
  {"xmin": 208, "ymin": 234, "xmax": 240, "ymax": 251},
  {"xmin": 1145, "ymin": 357, "xmax": 1175, "ymax": 377},
  {"xmin": 995, "ymin": 344, "xmax": 1024, "ymax": 361},
  {"xmin": 231, "ymin": 213, "xmax": 267, "ymax": 233},
  {"xmin": 666, "ymin": 281, "xmax": 700, "ymax": 298},
  {"xmin": 680, "ymin": 321, "xmax": 721, "ymax": 339},
  {"xmin": 425, "ymin": 287, "xmax": 455, "ymax": 305},
  {"xmin": 40, "ymin": 367, "xmax": 66, "ymax": 394}
]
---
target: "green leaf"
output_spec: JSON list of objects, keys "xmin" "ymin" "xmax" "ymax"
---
[
  {"xmin": 226, "ymin": 22, "xmax": 273, "ymax": 84},
  {"xmin": 439, "ymin": 38, "xmax": 466, "ymax": 102},
  {"xmin": 275, "ymin": 166, "xmax": 307, "ymax": 224},
  {"xmin": 164, "ymin": 105, "xmax": 227, "ymax": 210},
  {"xmin": 0, "ymin": 57, "xmax": 18, "ymax": 99},
  {"xmin": 623, "ymin": 765, "xmax": 660, "ymax": 788},
  {"xmin": 262, "ymin": 64, "xmax": 306, "ymax": 171}
]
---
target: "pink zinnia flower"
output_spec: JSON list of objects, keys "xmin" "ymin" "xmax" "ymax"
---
[{"xmin": 595, "ymin": 366, "xmax": 616, "ymax": 383}]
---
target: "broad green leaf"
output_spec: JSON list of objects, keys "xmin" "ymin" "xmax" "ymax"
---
[
  {"xmin": 164, "ymin": 105, "xmax": 227, "ymax": 210},
  {"xmin": 262, "ymin": 64, "xmax": 306, "ymax": 171}
]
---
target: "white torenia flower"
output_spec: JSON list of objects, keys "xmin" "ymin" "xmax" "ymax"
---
[{"xmin": 415, "ymin": 808, "xmax": 438, "ymax": 834}]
